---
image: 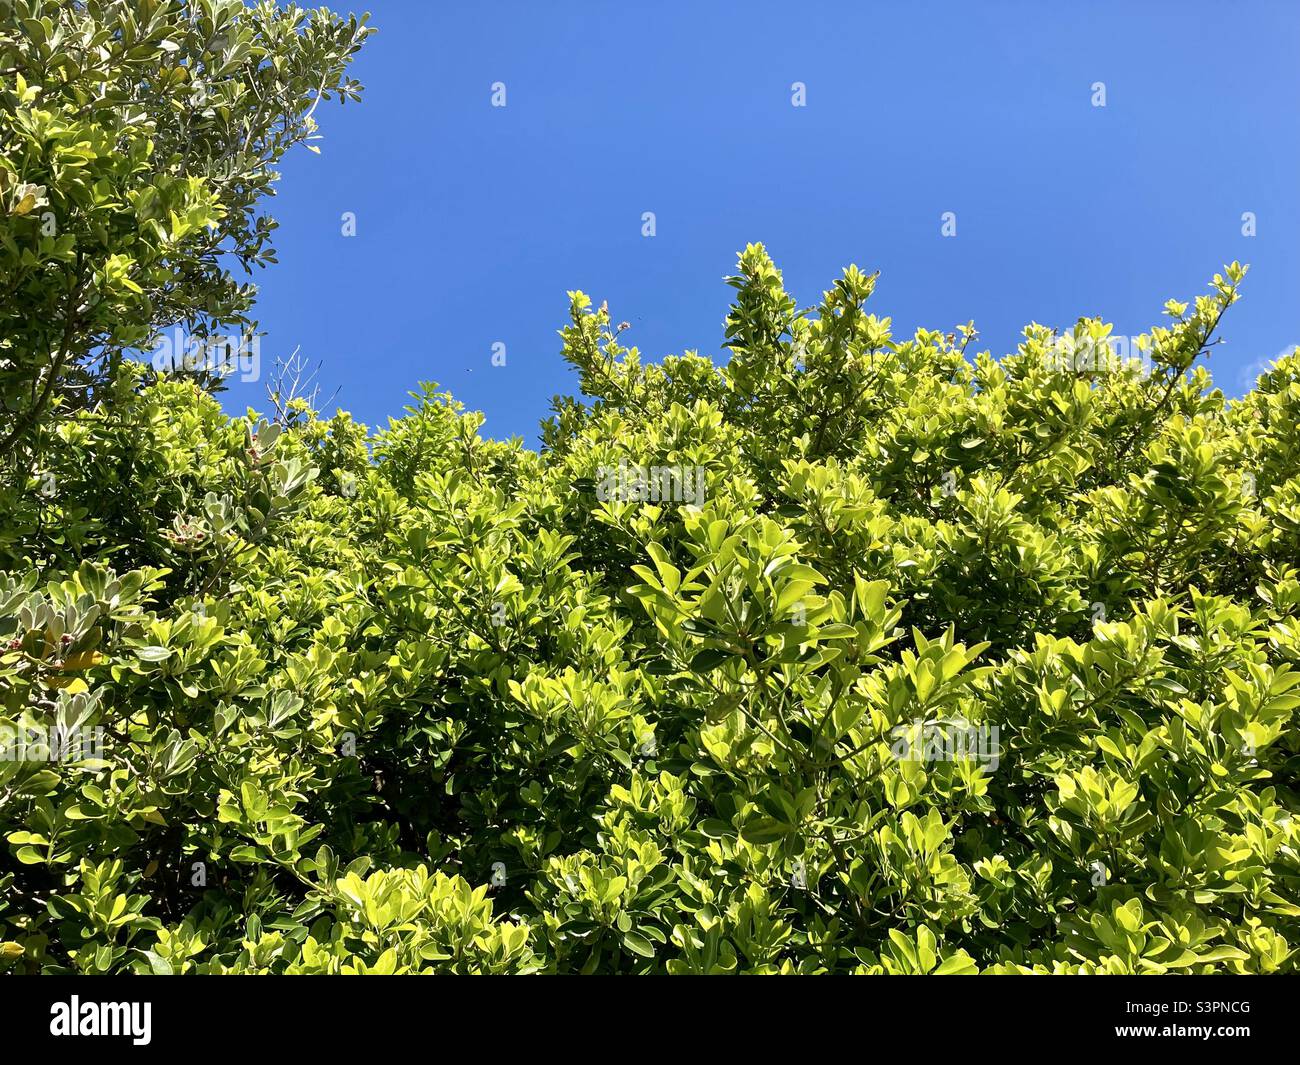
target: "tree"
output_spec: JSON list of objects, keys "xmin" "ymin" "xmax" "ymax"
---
[{"xmin": 0, "ymin": 0, "xmax": 373, "ymax": 462}]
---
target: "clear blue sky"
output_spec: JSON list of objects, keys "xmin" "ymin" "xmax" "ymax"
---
[{"xmin": 220, "ymin": 0, "xmax": 1300, "ymax": 445}]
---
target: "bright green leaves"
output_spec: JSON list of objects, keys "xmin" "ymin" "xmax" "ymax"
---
[
  {"xmin": 629, "ymin": 513, "xmax": 847, "ymax": 669},
  {"xmin": 737, "ymin": 786, "xmax": 817, "ymax": 846},
  {"xmin": 530, "ymin": 833, "xmax": 672, "ymax": 973},
  {"xmin": 215, "ymin": 777, "xmax": 321, "ymax": 868},
  {"xmin": 509, "ymin": 666, "xmax": 649, "ymax": 768},
  {"xmin": 558, "ymin": 289, "xmax": 647, "ymax": 411},
  {"xmin": 860, "ymin": 925, "xmax": 979, "ymax": 975},
  {"xmin": 41, "ymin": 859, "xmax": 161, "ymax": 974},
  {"xmin": 4, "ymin": 233, "xmax": 1300, "ymax": 976},
  {"xmin": 272, "ymin": 865, "xmax": 539, "ymax": 975},
  {"xmin": 0, "ymin": 0, "xmax": 374, "ymax": 456},
  {"xmin": 1061, "ymin": 898, "xmax": 1253, "ymax": 974},
  {"xmin": 1054, "ymin": 766, "xmax": 1142, "ymax": 829}
]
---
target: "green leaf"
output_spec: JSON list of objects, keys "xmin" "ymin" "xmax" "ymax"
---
[
  {"xmin": 689, "ymin": 648, "xmax": 732, "ymax": 672},
  {"xmin": 621, "ymin": 931, "xmax": 655, "ymax": 958},
  {"xmin": 740, "ymin": 818, "xmax": 793, "ymax": 845}
]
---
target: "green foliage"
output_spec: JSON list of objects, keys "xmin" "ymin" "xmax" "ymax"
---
[
  {"xmin": 0, "ymin": 0, "xmax": 372, "ymax": 459},
  {"xmin": 2, "ymin": 237, "xmax": 1299, "ymax": 973}
]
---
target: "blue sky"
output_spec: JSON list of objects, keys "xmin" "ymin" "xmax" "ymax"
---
[{"xmin": 219, "ymin": 0, "xmax": 1300, "ymax": 445}]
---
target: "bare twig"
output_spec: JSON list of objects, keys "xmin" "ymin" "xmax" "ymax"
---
[{"xmin": 264, "ymin": 345, "xmax": 338, "ymax": 426}]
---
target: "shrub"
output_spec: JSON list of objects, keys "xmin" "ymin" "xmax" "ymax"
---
[{"xmin": 2, "ymin": 245, "xmax": 1297, "ymax": 974}]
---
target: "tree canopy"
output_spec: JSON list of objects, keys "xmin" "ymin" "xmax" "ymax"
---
[
  {"xmin": 0, "ymin": 0, "xmax": 371, "ymax": 459},
  {"xmin": 2, "ymin": 236, "xmax": 1299, "ymax": 973}
]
